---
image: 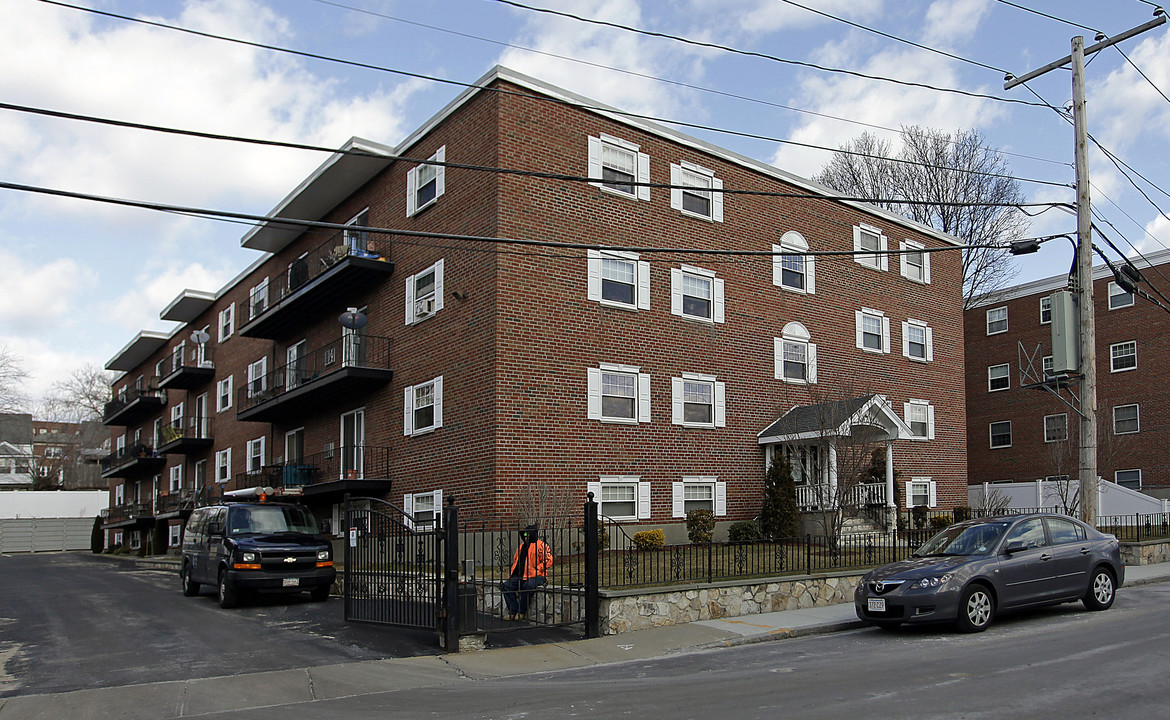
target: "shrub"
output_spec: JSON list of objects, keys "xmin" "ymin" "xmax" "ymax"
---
[
  {"xmin": 929, "ymin": 514, "xmax": 954, "ymax": 530},
  {"xmin": 760, "ymin": 453, "xmax": 800, "ymax": 539},
  {"xmin": 952, "ymin": 506, "xmax": 972, "ymax": 523},
  {"xmin": 728, "ymin": 521, "xmax": 761, "ymax": 544},
  {"xmin": 686, "ymin": 509, "xmax": 716, "ymax": 544},
  {"xmin": 911, "ymin": 505, "xmax": 929, "ymax": 529},
  {"xmin": 632, "ymin": 529, "xmax": 665, "ymax": 550},
  {"xmin": 90, "ymin": 515, "xmax": 104, "ymax": 554}
]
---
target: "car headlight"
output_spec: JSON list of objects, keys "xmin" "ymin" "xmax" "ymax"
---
[
  {"xmin": 913, "ymin": 573, "xmax": 953, "ymax": 589},
  {"xmin": 317, "ymin": 549, "xmax": 330, "ymax": 561},
  {"xmin": 241, "ymin": 552, "xmax": 258, "ymax": 563}
]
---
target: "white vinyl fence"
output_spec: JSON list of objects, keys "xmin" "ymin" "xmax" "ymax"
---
[{"xmin": 0, "ymin": 517, "xmax": 94, "ymax": 553}]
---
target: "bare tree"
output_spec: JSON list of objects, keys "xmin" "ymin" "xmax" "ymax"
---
[
  {"xmin": 0, "ymin": 345, "xmax": 29, "ymax": 413},
  {"xmin": 41, "ymin": 364, "xmax": 116, "ymax": 422},
  {"xmin": 816, "ymin": 126, "xmax": 1029, "ymax": 307}
]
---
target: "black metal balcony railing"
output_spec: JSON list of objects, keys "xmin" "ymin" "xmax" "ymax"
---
[
  {"xmin": 104, "ymin": 501, "xmax": 155, "ymax": 526},
  {"xmin": 236, "ymin": 335, "xmax": 392, "ymax": 420},
  {"xmin": 103, "ymin": 380, "xmax": 166, "ymax": 426},
  {"xmin": 100, "ymin": 443, "xmax": 166, "ymax": 478},
  {"xmin": 158, "ymin": 416, "xmax": 214, "ymax": 454},
  {"xmin": 158, "ymin": 345, "xmax": 215, "ymax": 390},
  {"xmin": 156, "ymin": 489, "xmax": 196, "ymax": 516},
  {"xmin": 231, "ymin": 445, "xmax": 392, "ymax": 493}
]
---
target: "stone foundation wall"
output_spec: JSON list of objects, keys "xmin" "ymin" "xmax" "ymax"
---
[{"xmin": 1121, "ymin": 540, "xmax": 1170, "ymax": 566}]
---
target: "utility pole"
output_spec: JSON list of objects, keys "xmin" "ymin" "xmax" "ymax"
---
[{"xmin": 1005, "ymin": 12, "xmax": 1166, "ymax": 525}]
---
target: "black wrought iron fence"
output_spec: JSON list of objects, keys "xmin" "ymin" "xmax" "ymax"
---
[
  {"xmin": 236, "ymin": 335, "xmax": 392, "ymax": 413},
  {"xmin": 231, "ymin": 445, "xmax": 392, "ymax": 491},
  {"xmin": 1098, "ymin": 512, "xmax": 1170, "ymax": 542}
]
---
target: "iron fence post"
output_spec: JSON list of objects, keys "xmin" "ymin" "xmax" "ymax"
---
[
  {"xmin": 343, "ymin": 493, "xmax": 351, "ymax": 622},
  {"xmin": 707, "ymin": 537, "xmax": 713, "ymax": 584},
  {"xmin": 443, "ymin": 497, "xmax": 459, "ymax": 652},
  {"xmin": 805, "ymin": 534, "xmax": 812, "ymax": 576},
  {"xmin": 584, "ymin": 492, "xmax": 600, "ymax": 639}
]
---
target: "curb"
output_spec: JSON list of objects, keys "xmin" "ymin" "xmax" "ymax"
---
[{"xmin": 695, "ymin": 618, "xmax": 866, "ymax": 651}]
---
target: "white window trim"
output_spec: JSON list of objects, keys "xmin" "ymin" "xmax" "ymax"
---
[
  {"xmin": 402, "ymin": 489, "xmax": 444, "ymax": 530},
  {"xmin": 989, "ymin": 421, "xmax": 1013, "ymax": 449},
  {"xmin": 247, "ymin": 357, "xmax": 268, "ymax": 397},
  {"xmin": 855, "ymin": 308, "xmax": 891, "ymax": 354},
  {"xmin": 403, "ymin": 376, "xmax": 444, "ymax": 436},
  {"xmin": 1107, "ymin": 281, "xmax": 1135, "ymax": 310},
  {"xmin": 169, "ymin": 464, "xmax": 182, "ymax": 492},
  {"xmin": 405, "ymin": 258, "xmax": 445, "ymax": 324},
  {"xmin": 1115, "ymin": 469, "xmax": 1142, "ymax": 489},
  {"xmin": 775, "ymin": 321, "xmax": 817, "ymax": 384},
  {"xmin": 672, "ymin": 476, "xmax": 727, "ymax": 518},
  {"xmin": 1113, "ymin": 404, "xmax": 1140, "ymax": 434},
  {"xmin": 216, "ymin": 376, "xmax": 234, "ymax": 412},
  {"xmin": 853, "ymin": 224, "xmax": 888, "ymax": 271},
  {"xmin": 1110, "ymin": 341, "xmax": 1137, "ymax": 372},
  {"xmin": 903, "ymin": 399, "xmax": 936, "ymax": 441},
  {"xmin": 587, "ymin": 476, "xmax": 650, "ymax": 521},
  {"xmin": 670, "ymin": 373, "xmax": 726, "ymax": 428},
  {"xmin": 218, "ymin": 303, "xmax": 235, "ymax": 342},
  {"xmin": 901, "ymin": 319, "xmax": 934, "ymax": 362},
  {"xmin": 246, "ymin": 437, "xmax": 266, "ymax": 473},
  {"xmin": 670, "ymin": 265, "xmax": 724, "ymax": 323},
  {"xmin": 587, "ymin": 249, "xmax": 650, "ymax": 310},
  {"xmin": 898, "ymin": 239, "xmax": 930, "ymax": 284},
  {"xmin": 988, "ymin": 363, "xmax": 1010, "ymax": 392},
  {"xmin": 669, "ymin": 160, "xmax": 723, "ymax": 222},
  {"xmin": 1043, "ymin": 413, "xmax": 1069, "ymax": 443},
  {"xmin": 215, "ymin": 448, "xmax": 232, "ymax": 483},
  {"xmin": 905, "ymin": 478, "xmax": 937, "ymax": 508},
  {"xmin": 168, "ymin": 524, "xmax": 182, "ymax": 548},
  {"xmin": 1040, "ymin": 296, "xmax": 1052, "ymax": 325},
  {"xmin": 986, "ymin": 306, "xmax": 1008, "ymax": 335},
  {"xmin": 406, "ymin": 145, "xmax": 446, "ymax": 216},
  {"xmin": 773, "ymin": 231, "xmax": 815, "ymax": 294},
  {"xmin": 588, "ymin": 133, "xmax": 650, "ymax": 201},
  {"xmin": 587, "ymin": 364, "xmax": 651, "ymax": 424}
]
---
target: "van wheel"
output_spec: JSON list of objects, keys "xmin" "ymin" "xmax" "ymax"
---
[
  {"xmin": 309, "ymin": 585, "xmax": 330, "ymax": 602},
  {"xmin": 181, "ymin": 563, "xmax": 200, "ymax": 597},
  {"xmin": 218, "ymin": 570, "xmax": 238, "ymax": 609}
]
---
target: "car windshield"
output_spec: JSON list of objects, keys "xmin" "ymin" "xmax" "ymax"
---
[
  {"xmin": 227, "ymin": 505, "xmax": 318, "ymax": 535},
  {"xmin": 914, "ymin": 522, "xmax": 1010, "ymax": 557}
]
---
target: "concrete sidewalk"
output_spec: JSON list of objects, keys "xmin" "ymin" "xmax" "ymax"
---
[{"xmin": 3, "ymin": 562, "xmax": 1167, "ymax": 719}]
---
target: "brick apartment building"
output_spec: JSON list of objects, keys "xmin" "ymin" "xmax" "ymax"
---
[
  {"xmin": 965, "ymin": 248, "xmax": 1170, "ymax": 499},
  {"xmin": 101, "ymin": 67, "xmax": 968, "ymax": 550}
]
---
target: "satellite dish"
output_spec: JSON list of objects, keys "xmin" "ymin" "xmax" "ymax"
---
[
  {"xmin": 338, "ymin": 308, "xmax": 368, "ymax": 329},
  {"xmin": 190, "ymin": 329, "xmax": 210, "ymax": 345}
]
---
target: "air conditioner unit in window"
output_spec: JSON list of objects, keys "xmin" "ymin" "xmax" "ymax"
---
[{"xmin": 415, "ymin": 296, "xmax": 436, "ymax": 318}]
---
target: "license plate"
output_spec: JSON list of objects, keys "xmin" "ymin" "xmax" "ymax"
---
[
  {"xmin": 868, "ymin": 598, "xmax": 886, "ymax": 612},
  {"xmin": 282, "ymin": 578, "xmax": 300, "ymax": 587}
]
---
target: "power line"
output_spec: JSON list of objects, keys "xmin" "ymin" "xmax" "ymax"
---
[
  {"xmin": 992, "ymin": 0, "xmax": 1101, "ymax": 33},
  {"xmin": 1113, "ymin": 44, "xmax": 1170, "ymax": 107}
]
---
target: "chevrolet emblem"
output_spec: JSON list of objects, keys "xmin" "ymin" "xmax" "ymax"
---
[{"xmin": 283, "ymin": 557, "xmax": 296, "ymax": 563}]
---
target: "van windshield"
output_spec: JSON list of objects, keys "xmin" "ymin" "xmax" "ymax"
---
[{"xmin": 227, "ymin": 505, "xmax": 318, "ymax": 535}]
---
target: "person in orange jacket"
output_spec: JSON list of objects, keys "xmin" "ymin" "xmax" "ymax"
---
[{"xmin": 501, "ymin": 524, "xmax": 552, "ymax": 620}]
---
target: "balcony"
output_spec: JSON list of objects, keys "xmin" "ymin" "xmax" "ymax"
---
[
  {"xmin": 156, "ymin": 489, "xmax": 196, "ymax": 519},
  {"xmin": 230, "ymin": 445, "xmax": 391, "ymax": 501},
  {"xmin": 100, "ymin": 444, "xmax": 166, "ymax": 479},
  {"xmin": 157, "ymin": 416, "xmax": 214, "ymax": 455},
  {"xmin": 237, "ymin": 231, "xmax": 394, "ymax": 339},
  {"xmin": 236, "ymin": 335, "xmax": 393, "ymax": 423},
  {"xmin": 102, "ymin": 501, "xmax": 156, "ymax": 529},
  {"xmin": 158, "ymin": 345, "xmax": 215, "ymax": 390},
  {"xmin": 103, "ymin": 381, "xmax": 166, "ymax": 426}
]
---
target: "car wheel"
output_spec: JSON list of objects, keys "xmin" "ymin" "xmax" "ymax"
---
[
  {"xmin": 217, "ymin": 570, "xmax": 238, "ymax": 609},
  {"xmin": 181, "ymin": 563, "xmax": 200, "ymax": 597},
  {"xmin": 955, "ymin": 584, "xmax": 994, "ymax": 633},
  {"xmin": 309, "ymin": 585, "xmax": 330, "ymax": 602},
  {"xmin": 1083, "ymin": 567, "xmax": 1115, "ymax": 611}
]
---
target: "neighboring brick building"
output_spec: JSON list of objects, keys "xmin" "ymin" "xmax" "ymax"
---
[
  {"xmin": 101, "ymin": 67, "xmax": 968, "ymax": 550},
  {"xmin": 31, "ymin": 420, "xmax": 108, "ymax": 490},
  {"xmin": 965, "ymin": 248, "xmax": 1170, "ymax": 499}
]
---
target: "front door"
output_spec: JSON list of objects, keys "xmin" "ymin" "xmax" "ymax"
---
[{"xmin": 341, "ymin": 409, "xmax": 364, "ymax": 479}]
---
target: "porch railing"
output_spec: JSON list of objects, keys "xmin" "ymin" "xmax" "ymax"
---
[
  {"xmin": 796, "ymin": 482, "xmax": 887, "ymax": 509},
  {"xmin": 231, "ymin": 445, "xmax": 392, "ymax": 491},
  {"xmin": 237, "ymin": 335, "xmax": 392, "ymax": 413}
]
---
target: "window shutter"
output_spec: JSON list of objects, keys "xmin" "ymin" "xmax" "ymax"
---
[
  {"xmin": 806, "ymin": 255, "xmax": 816, "ymax": 294},
  {"xmin": 899, "ymin": 241, "xmax": 909, "ymax": 277},
  {"xmin": 855, "ymin": 311, "xmax": 865, "ymax": 349},
  {"xmin": 637, "ymin": 260, "xmax": 651, "ymax": 310},
  {"xmin": 434, "ymin": 146, "xmax": 446, "ymax": 200},
  {"xmin": 711, "ymin": 176, "xmax": 724, "ymax": 222},
  {"xmin": 808, "ymin": 343, "xmax": 818, "ymax": 384},
  {"xmin": 406, "ymin": 165, "xmax": 418, "ymax": 216},
  {"xmin": 433, "ymin": 376, "xmax": 444, "ymax": 429},
  {"xmin": 715, "ymin": 482, "xmax": 727, "ymax": 516},
  {"xmin": 928, "ymin": 481, "xmax": 937, "ymax": 508},
  {"xmin": 773, "ymin": 338, "xmax": 784, "ymax": 379},
  {"xmin": 771, "ymin": 244, "xmax": 782, "ymax": 287},
  {"xmin": 923, "ymin": 252, "xmax": 931, "ymax": 284},
  {"xmin": 587, "ymin": 368, "xmax": 601, "ymax": 419},
  {"xmin": 403, "ymin": 386, "xmax": 414, "ymax": 436},
  {"xmin": 587, "ymin": 250, "xmax": 601, "ymax": 301},
  {"xmin": 638, "ymin": 372, "xmax": 651, "ymax": 423},
  {"xmin": 925, "ymin": 326, "xmax": 934, "ymax": 362},
  {"xmin": 587, "ymin": 481, "xmax": 601, "ymax": 504},
  {"xmin": 403, "ymin": 493, "xmax": 414, "ymax": 530},
  {"xmin": 671, "ymin": 377, "xmax": 684, "ymax": 424},
  {"xmin": 882, "ymin": 317, "xmax": 891, "ymax": 353},
  {"xmin": 853, "ymin": 226, "xmax": 862, "ymax": 254},
  {"xmin": 636, "ymin": 152, "xmax": 650, "ymax": 201},
  {"xmin": 714, "ymin": 381, "xmax": 726, "ymax": 427},
  {"xmin": 879, "ymin": 233, "xmax": 889, "ymax": 271},
  {"xmin": 433, "ymin": 489, "xmax": 443, "ymax": 527},
  {"xmin": 901, "ymin": 321, "xmax": 911, "ymax": 358},
  {"xmin": 587, "ymin": 136, "xmax": 602, "ymax": 188},
  {"xmin": 904, "ymin": 481, "xmax": 913, "ymax": 509},
  {"xmin": 405, "ymin": 273, "xmax": 416, "ymax": 324},
  {"xmin": 672, "ymin": 482, "xmax": 684, "ymax": 518},
  {"xmin": 670, "ymin": 164, "xmax": 682, "ymax": 211},
  {"xmin": 434, "ymin": 259, "xmax": 445, "ymax": 313},
  {"xmin": 927, "ymin": 405, "xmax": 936, "ymax": 440},
  {"xmin": 713, "ymin": 278, "xmax": 725, "ymax": 323},
  {"xmin": 670, "ymin": 268, "xmax": 683, "ymax": 316},
  {"xmin": 638, "ymin": 481, "xmax": 651, "ymax": 519},
  {"xmin": 903, "ymin": 402, "xmax": 912, "ymax": 433}
]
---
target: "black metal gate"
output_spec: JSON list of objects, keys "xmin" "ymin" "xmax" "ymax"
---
[{"xmin": 343, "ymin": 496, "xmax": 442, "ymax": 631}]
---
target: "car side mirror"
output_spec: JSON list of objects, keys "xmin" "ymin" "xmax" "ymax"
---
[
  {"xmin": 1004, "ymin": 540, "xmax": 1027, "ymax": 555},
  {"xmin": 208, "ymin": 520, "xmax": 225, "ymax": 536}
]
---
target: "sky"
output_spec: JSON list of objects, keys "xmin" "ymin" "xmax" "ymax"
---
[{"xmin": 2, "ymin": 0, "xmax": 1169, "ymax": 405}]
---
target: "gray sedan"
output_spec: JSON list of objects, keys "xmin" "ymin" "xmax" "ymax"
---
[{"xmin": 854, "ymin": 513, "xmax": 1124, "ymax": 632}]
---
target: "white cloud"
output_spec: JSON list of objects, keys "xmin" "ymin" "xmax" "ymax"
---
[
  {"xmin": 732, "ymin": 0, "xmax": 886, "ymax": 34},
  {"xmin": 1137, "ymin": 213, "xmax": 1170, "ymax": 256},
  {"xmin": 103, "ymin": 261, "xmax": 240, "ymax": 335},
  {"xmin": 923, "ymin": 0, "xmax": 992, "ymax": 46},
  {"xmin": 0, "ymin": 250, "xmax": 96, "ymax": 337}
]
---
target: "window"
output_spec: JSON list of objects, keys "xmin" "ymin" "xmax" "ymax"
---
[
  {"xmin": 246, "ymin": 437, "xmax": 265, "ymax": 473},
  {"xmin": 249, "ymin": 278, "xmax": 269, "ymax": 320},
  {"xmin": 855, "ymin": 308, "xmax": 890, "ymax": 353},
  {"xmin": 588, "ymin": 364, "xmax": 650, "ymax": 424},
  {"xmin": 588, "ymin": 134, "xmax": 649, "ymax": 200},
  {"xmin": 670, "ymin": 161, "xmax": 723, "ymax": 221},
  {"xmin": 899, "ymin": 240, "xmax": 930, "ymax": 283},
  {"xmin": 218, "ymin": 303, "xmax": 235, "ymax": 342},
  {"xmin": 1046, "ymin": 517, "xmax": 1085, "ymax": 545},
  {"xmin": 903, "ymin": 399, "xmax": 935, "ymax": 440},
  {"xmin": 247, "ymin": 358, "xmax": 268, "ymax": 398},
  {"xmin": 986, "ymin": 306, "xmax": 1008, "ymax": 335},
  {"xmin": 1006, "ymin": 518, "xmax": 1048, "ymax": 549},
  {"xmin": 671, "ymin": 373, "xmax": 726, "ymax": 427},
  {"xmin": 403, "ymin": 376, "xmax": 443, "ymax": 436},
  {"xmin": 215, "ymin": 448, "xmax": 232, "ymax": 484},
  {"xmin": 155, "ymin": 358, "xmax": 166, "ymax": 382},
  {"xmin": 1042, "ymin": 355, "xmax": 1055, "ymax": 381},
  {"xmin": 114, "ymin": 483, "xmax": 124, "ymax": 505},
  {"xmin": 406, "ymin": 146, "xmax": 446, "ymax": 216},
  {"xmin": 1040, "ymin": 296, "xmax": 1052, "ymax": 324},
  {"xmin": 670, "ymin": 265, "xmax": 724, "ymax": 323},
  {"xmin": 216, "ymin": 376, "xmax": 233, "ymax": 412},
  {"xmin": 1044, "ymin": 413, "xmax": 1068, "ymax": 442},
  {"xmin": 988, "ymin": 363, "xmax": 1010, "ymax": 392},
  {"xmin": 169, "ymin": 524, "xmax": 182, "ymax": 548},
  {"xmin": 587, "ymin": 250, "xmax": 649, "ymax": 309},
  {"xmin": 773, "ymin": 231, "xmax": 816, "ymax": 294},
  {"xmin": 905, "ymin": 478, "xmax": 936, "ymax": 508},
  {"xmin": 775, "ymin": 322, "xmax": 817, "ymax": 384},
  {"xmin": 901, "ymin": 319, "xmax": 934, "ymax": 361},
  {"xmin": 672, "ymin": 477, "xmax": 727, "ymax": 517},
  {"xmin": 989, "ymin": 421, "xmax": 1012, "ymax": 449},
  {"xmin": 1110, "ymin": 341, "xmax": 1137, "ymax": 372},
  {"xmin": 853, "ymin": 224, "xmax": 888, "ymax": 270},
  {"xmin": 405, "ymin": 259, "xmax": 444, "ymax": 323},
  {"xmin": 169, "ymin": 464, "xmax": 182, "ymax": 492},
  {"xmin": 1113, "ymin": 404, "xmax": 1140, "ymax": 434},
  {"xmin": 1115, "ymin": 469, "xmax": 1142, "ymax": 490},
  {"xmin": 1108, "ymin": 281, "xmax": 1134, "ymax": 310},
  {"xmin": 344, "ymin": 209, "xmax": 369, "ymax": 252},
  {"xmin": 403, "ymin": 489, "xmax": 443, "ymax": 530},
  {"xmin": 588, "ymin": 477, "xmax": 650, "ymax": 521}
]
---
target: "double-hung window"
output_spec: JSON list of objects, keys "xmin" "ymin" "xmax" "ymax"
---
[
  {"xmin": 343, "ymin": 209, "xmax": 370, "ymax": 253},
  {"xmin": 215, "ymin": 448, "xmax": 232, "ymax": 483},
  {"xmin": 587, "ymin": 364, "xmax": 650, "ymax": 424},
  {"xmin": 855, "ymin": 308, "xmax": 890, "ymax": 353},
  {"xmin": 406, "ymin": 146, "xmax": 446, "ymax": 216},
  {"xmin": 671, "ymin": 477, "xmax": 727, "ymax": 518},
  {"xmin": 774, "ymin": 321, "xmax": 817, "ymax": 384},
  {"xmin": 587, "ymin": 250, "xmax": 650, "ymax": 309},
  {"xmin": 405, "ymin": 259, "xmax": 444, "ymax": 323},
  {"xmin": 1042, "ymin": 355, "xmax": 1056, "ymax": 381},
  {"xmin": 1110, "ymin": 341, "xmax": 1137, "ymax": 372},
  {"xmin": 901, "ymin": 319, "xmax": 934, "ymax": 362},
  {"xmin": 1044, "ymin": 413, "xmax": 1068, "ymax": 442},
  {"xmin": 403, "ymin": 376, "xmax": 443, "ymax": 436},
  {"xmin": 1113, "ymin": 404, "xmax": 1139, "ymax": 434},
  {"xmin": 1115, "ymin": 469, "xmax": 1142, "ymax": 489},
  {"xmin": 246, "ymin": 358, "xmax": 267, "ymax": 399},
  {"xmin": 403, "ymin": 489, "xmax": 443, "ymax": 530},
  {"xmin": 246, "ymin": 437, "xmax": 265, "ymax": 474},
  {"xmin": 1108, "ymin": 281, "xmax": 1134, "ymax": 309},
  {"xmin": 905, "ymin": 478, "xmax": 937, "ymax": 508},
  {"xmin": 671, "ymin": 373, "xmax": 726, "ymax": 428},
  {"xmin": 588, "ymin": 134, "xmax": 649, "ymax": 200},
  {"xmin": 587, "ymin": 476, "xmax": 650, "ymax": 521},
  {"xmin": 249, "ymin": 278, "xmax": 269, "ymax": 320},
  {"xmin": 169, "ymin": 464, "xmax": 182, "ymax": 492},
  {"xmin": 899, "ymin": 240, "xmax": 930, "ymax": 283},
  {"xmin": 988, "ymin": 363, "xmax": 1010, "ymax": 391},
  {"xmin": 989, "ymin": 421, "xmax": 1012, "ymax": 449},
  {"xmin": 670, "ymin": 265, "xmax": 724, "ymax": 323},
  {"xmin": 773, "ymin": 231, "xmax": 815, "ymax": 294},
  {"xmin": 1040, "ymin": 296, "xmax": 1052, "ymax": 324},
  {"xmin": 986, "ymin": 306, "xmax": 1008, "ymax": 335},
  {"xmin": 216, "ymin": 376, "xmax": 233, "ymax": 412},
  {"xmin": 853, "ymin": 224, "xmax": 888, "ymax": 270},
  {"xmin": 218, "ymin": 303, "xmax": 235, "ymax": 342},
  {"xmin": 670, "ymin": 161, "xmax": 723, "ymax": 221},
  {"xmin": 903, "ymin": 399, "xmax": 935, "ymax": 440}
]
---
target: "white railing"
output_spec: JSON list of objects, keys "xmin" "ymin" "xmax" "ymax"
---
[{"xmin": 797, "ymin": 482, "xmax": 887, "ymax": 510}]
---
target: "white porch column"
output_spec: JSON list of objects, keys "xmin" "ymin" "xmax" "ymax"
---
[
  {"xmin": 827, "ymin": 442, "xmax": 838, "ymax": 505},
  {"xmin": 885, "ymin": 439, "xmax": 896, "ymax": 509}
]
